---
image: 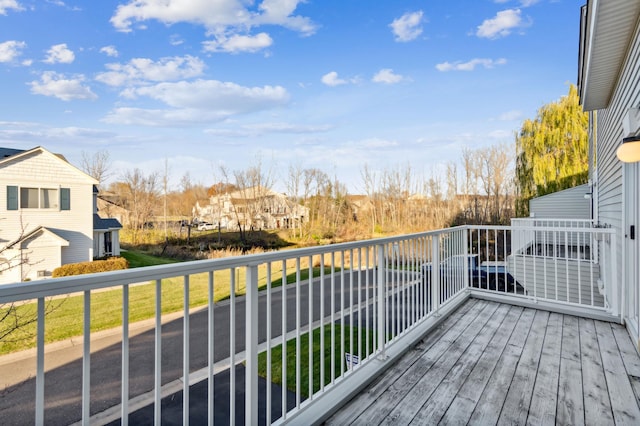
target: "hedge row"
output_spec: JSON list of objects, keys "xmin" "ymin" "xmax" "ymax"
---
[{"xmin": 52, "ymin": 257, "xmax": 129, "ymax": 277}]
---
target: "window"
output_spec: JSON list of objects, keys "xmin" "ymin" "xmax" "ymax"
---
[
  {"xmin": 6, "ymin": 186, "xmax": 69, "ymax": 210},
  {"xmin": 20, "ymin": 187, "xmax": 39, "ymax": 208},
  {"xmin": 41, "ymin": 188, "xmax": 58, "ymax": 209}
]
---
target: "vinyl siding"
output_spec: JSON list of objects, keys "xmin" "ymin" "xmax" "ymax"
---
[
  {"xmin": 0, "ymin": 150, "xmax": 96, "ymax": 282},
  {"xmin": 529, "ymin": 184, "xmax": 591, "ymax": 219},
  {"xmin": 593, "ymin": 19, "xmax": 640, "ymax": 290}
]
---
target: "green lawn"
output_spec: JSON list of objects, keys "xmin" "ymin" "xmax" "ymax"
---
[
  {"xmin": 0, "ymin": 251, "xmax": 341, "ymax": 355},
  {"xmin": 120, "ymin": 250, "xmax": 179, "ymax": 268},
  {"xmin": 257, "ymin": 325, "xmax": 376, "ymax": 398}
]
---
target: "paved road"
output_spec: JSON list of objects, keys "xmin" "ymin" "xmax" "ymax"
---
[{"xmin": 0, "ymin": 268, "xmax": 424, "ymax": 425}]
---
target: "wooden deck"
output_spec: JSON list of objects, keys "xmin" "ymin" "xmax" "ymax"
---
[{"xmin": 326, "ymin": 298, "xmax": 640, "ymax": 425}]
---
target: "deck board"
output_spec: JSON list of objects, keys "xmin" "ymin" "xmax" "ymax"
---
[
  {"xmin": 497, "ymin": 309, "xmax": 549, "ymax": 425},
  {"xmin": 556, "ymin": 315, "xmax": 585, "ymax": 426},
  {"xmin": 579, "ymin": 317, "xmax": 615, "ymax": 425},
  {"xmin": 407, "ymin": 303, "xmax": 512, "ymax": 425},
  {"xmin": 338, "ymin": 300, "xmax": 488, "ymax": 426},
  {"xmin": 526, "ymin": 312, "xmax": 562, "ymax": 426},
  {"xmin": 376, "ymin": 302, "xmax": 500, "ymax": 426},
  {"xmin": 594, "ymin": 321, "xmax": 640, "ymax": 424},
  {"xmin": 438, "ymin": 305, "xmax": 523, "ymax": 426},
  {"xmin": 466, "ymin": 308, "xmax": 535, "ymax": 425},
  {"xmin": 327, "ymin": 298, "xmax": 640, "ymax": 426}
]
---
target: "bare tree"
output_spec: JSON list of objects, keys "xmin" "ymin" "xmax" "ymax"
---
[
  {"xmin": 81, "ymin": 150, "xmax": 112, "ymax": 186},
  {"xmin": 120, "ymin": 168, "xmax": 160, "ymax": 243}
]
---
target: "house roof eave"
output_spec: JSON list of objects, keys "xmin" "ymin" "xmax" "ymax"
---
[{"xmin": 578, "ymin": 0, "xmax": 640, "ymax": 111}]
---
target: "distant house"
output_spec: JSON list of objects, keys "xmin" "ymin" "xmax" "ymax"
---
[
  {"xmin": 193, "ymin": 186, "xmax": 308, "ymax": 230},
  {"xmin": 96, "ymin": 191, "xmax": 131, "ymax": 228},
  {"xmin": 0, "ymin": 146, "xmax": 121, "ymax": 284},
  {"xmin": 93, "ymin": 186, "xmax": 122, "ymax": 258}
]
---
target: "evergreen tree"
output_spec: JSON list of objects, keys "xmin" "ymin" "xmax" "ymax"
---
[{"xmin": 515, "ymin": 84, "xmax": 589, "ymax": 216}]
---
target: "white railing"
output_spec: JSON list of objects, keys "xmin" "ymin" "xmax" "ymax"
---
[
  {"xmin": 0, "ymin": 227, "xmax": 468, "ymax": 426},
  {"xmin": 0, "ymin": 224, "xmax": 619, "ymax": 425},
  {"xmin": 469, "ymin": 224, "xmax": 618, "ymax": 315}
]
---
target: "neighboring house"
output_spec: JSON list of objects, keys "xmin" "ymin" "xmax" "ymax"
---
[
  {"xmin": 578, "ymin": 0, "xmax": 640, "ymax": 347},
  {"xmin": 0, "ymin": 146, "xmax": 121, "ymax": 284},
  {"xmin": 96, "ymin": 191, "xmax": 131, "ymax": 228},
  {"xmin": 93, "ymin": 186, "xmax": 122, "ymax": 258},
  {"xmin": 193, "ymin": 186, "xmax": 309, "ymax": 230},
  {"xmin": 528, "ymin": 183, "xmax": 592, "ymax": 219}
]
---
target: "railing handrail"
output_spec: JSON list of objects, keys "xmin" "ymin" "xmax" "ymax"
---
[
  {"xmin": 469, "ymin": 224, "xmax": 614, "ymax": 234},
  {"xmin": 0, "ymin": 226, "xmax": 468, "ymax": 303},
  {"xmin": 510, "ymin": 218, "xmax": 595, "ymax": 223},
  {"xmin": 0, "ymin": 224, "xmax": 614, "ymax": 303}
]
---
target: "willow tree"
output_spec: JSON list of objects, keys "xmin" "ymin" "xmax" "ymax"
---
[{"xmin": 515, "ymin": 84, "xmax": 589, "ymax": 216}]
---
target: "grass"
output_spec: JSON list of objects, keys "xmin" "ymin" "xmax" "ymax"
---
[
  {"xmin": 0, "ymin": 251, "xmax": 342, "ymax": 355},
  {"xmin": 257, "ymin": 325, "xmax": 376, "ymax": 398},
  {"xmin": 120, "ymin": 250, "xmax": 179, "ymax": 268}
]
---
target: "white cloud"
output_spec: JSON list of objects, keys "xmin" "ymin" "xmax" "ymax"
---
[
  {"xmin": 203, "ymin": 32, "xmax": 273, "ymax": 53},
  {"xmin": 104, "ymin": 79, "xmax": 290, "ymax": 126},
  {"xmin": 321, "ymin": 71, "xmax": 347, "ymax": 87},
  {"xmin": 110, "ymin": 0, "xmax": 317, "ymax": 36},
  {"xmin": 95, "ymin": 55, "xmax": 205, "ymax": 86},
  {"xmin": 255, "ymin": 0, "xmax": 316, "ymax": 35},
  {"xmin": 476, "ymin": 9, "xmax": 523, "ymax": 39},
  {"xmin": 435, "ymin": 58, "xmax": 507, "ymax": 72},
  {"xmin": 390, "ymin": 11, "xmax": 424, "ymax": 42},
  {"xmin": 0, "ymin": 40, "xmax": 26, "ymax": 62},
  {"xmin": 130, "ymin": 80, "xmax": 288, "ymax": 109},
  {"xmin": 372, "ymin": 68, "xmax": 404, "ymax": 84},
  {"xmin": 519, "ymin": 0, "xmax": 540, "ymax": 7},
  {"xmin": 358, "ymin": 138, "xmax": 398, "ymax": 149},
  {"xmin": 0, "ymin": 0, "xmax": 22, "ymax": 15},
  {"xmin": 497, "ymin": 110, "xmax": 522, "ymax": 121},
  {"xmin": 488, "ymin": 129, "xmax": 511, "ymax": 139},
  {"xmin": 100, "ymin": 45, "xmax": 119, "ymax": 57},
  {"xmin": 29, "ymin": 71, "xmax": 97, "ymax": 101},
  {"xmin": 44, "ymin": 43, "xmax": 75, "ymax": 64},
  {"xmin": 205, "ymin": 122, "xmax": 332, "ymax": 137},
  {"xmin": 170, "ymin": 34, "xmax": 184, "ymax": 46}
]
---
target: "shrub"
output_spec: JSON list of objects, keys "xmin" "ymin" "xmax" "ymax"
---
[{"xmin": 52, "ymin": 257, "xmax": 129, "ymax": 277}]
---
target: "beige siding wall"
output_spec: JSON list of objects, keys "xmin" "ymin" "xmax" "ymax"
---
[
  {"xmin": 20, "ymin": 244, "xmax": 61, "ymax": 282},
  {"xmin": 0, "ymin": 151, "xmax": 95, "ymax": 277}
]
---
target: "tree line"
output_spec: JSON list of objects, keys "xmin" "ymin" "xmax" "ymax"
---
[{"xmin": 85, "ymin": 84, "xmax": 588, "ymax": 245}]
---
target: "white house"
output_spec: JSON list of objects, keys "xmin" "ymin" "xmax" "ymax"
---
[
  {"xmin": 0, "ymin": 146, "xmax": 121, "ymax": 284},
  {"xmin": 578, "ymin": 0, "xmax": 640, "ymax": 348},
  {"xmin": 193, "ymin": 186, "xmax": 309, "ymax": 231}
]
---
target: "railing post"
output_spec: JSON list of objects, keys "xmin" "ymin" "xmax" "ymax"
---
[
  {"xmin": 432, "ymin": 235, "xmax": 440, "ymax": 315},
  {"xmin": 377, "ymin": 244, "xmax": 386, "ymax": 358},
  {"xmin": 463, "ymin": 228, "xmax": 469, "ymax": 291},
  {"xmin": 611, "ymin": 233, "xmax": 621, "ymax": 318},
  {"xmin": 245, "ymin": 264, "xmax": 259, "ymax": 426}
]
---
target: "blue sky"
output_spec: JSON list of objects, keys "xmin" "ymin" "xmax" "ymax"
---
[{"xmin": 0, "ymin": 0, "xmax": 581, "ymax": 192}]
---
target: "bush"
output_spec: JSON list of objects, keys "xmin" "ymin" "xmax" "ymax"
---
[{"xmin": 52, "ymin": 257, "xmax": 129, "ymax": 277}]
